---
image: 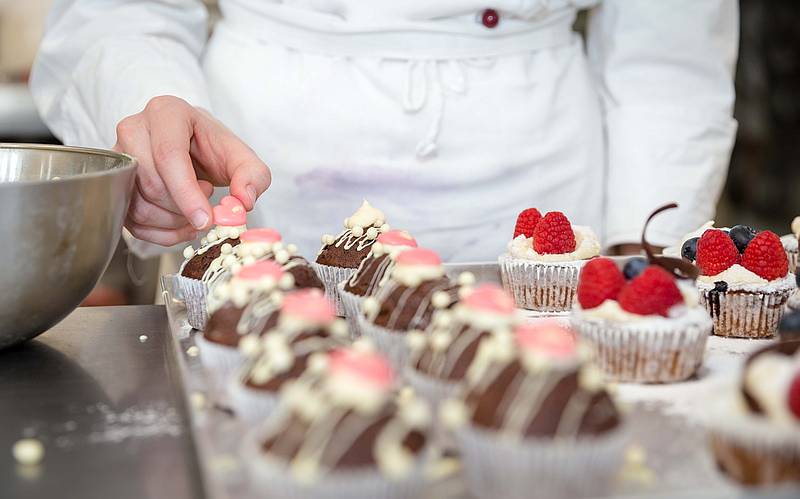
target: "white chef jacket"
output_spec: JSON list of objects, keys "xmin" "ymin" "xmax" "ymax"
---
[{"xmin": 30, "ymin": 0, "xmax": 738, "ymax": 262}]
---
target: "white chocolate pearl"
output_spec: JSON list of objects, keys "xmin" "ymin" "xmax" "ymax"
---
[
  {"xmin": 366, "ymin": 227, "xmax": 379, "ymax": 239},
  {"xmin": 279, "ymin": 274, "xmax": 295, "ymax": 289},
  {"xmin": 352, "ymin": 337, "xmax": 374, "ymax": 352},
  {"xmin": 458, "ymin": 272, "xmax": 476, "ymax": 286},
  {"xmin": 182, "ymin": 246, "xmax": 195, "ymax": 259},
  {"xmin": 406, "ymin": 330, "xmax": 426, "ymax": 351},
  {"xmin": 343, "ymin": 217, "xmax": 350, "ymax": 227},
  {"xmin": 322, "ymin": 234, "xmax": 335, "ymax": 245},
  {"xmin": 287, "ymin": 243, "xmax": 298, "ymax": 254},
  {"xmin": 431, "ymin": 331, "xmax": 450, "ymax": 351},
  {"xmin": 439, "ymin": 399, "xmax": 468, "ymax": 429},
  {"xmin": 308, "ymin": 353, "xmax": 328, "ymax": 373},
  {"xmin": 431, "ymin": 291, "xmax": 451, "ymax": 309},
  {"xmin": 275, "ymin": 250, "xmax": 289, "ymax": 264},
  {"xmin": 457, "ymin": 286, "xmax": 473, "ymax": 300},
  {"xmin": 223, "ymin": 255, "xmax": 238, "ymax": 267},
  {"xmin": 242, "ymin": 256, "xmax": 256, "ymax": 266},
  {"xmin": 579, "ymin": 365, "xmax": 605, "ymax": 392},
  {"xmin": 232, "ymin": 286, "xmax": 249, "ymax": 306},
  {"xmin": 13, "ymin": 439, "xmax": 44, "ymax": 465},
  {"xmin": 200, "ymin": 238, "xmax": 208, "ymax": 246},
  {"xmin": 239, "ymin": 334, "xmax": 261, "ymax": 357},
  {"xmin": 379, "ymin": 223, "xmax": 390, "ymax": 233},
  {"xmin": 207, "ymin": 232, "xmax": 218, "ymax": 243},
  {"xmin": 330, "ymin": 320, "xmax": 349, "ymax": 338},
  {"xmin": 433, "ymin": 311, "xmax": 452, "ymax": 327},
  {"xmin": 371, "ymin": 243, "xmax": 385, "ymax": 256},
  {"xmin": 362, "ymin": 297, "xmax": 380, "ymax": 316},
  {"xmin": 401, "ymin": 399, "xmax": 431, "ymax": 427},
  {"xmin": 230, "ymin": 263, "xmax": 243, "ymax": 274},
  {"xmin": 273, "ymin": 242, "xmax": 283, "ymax": 251},
  {"xmin": 351, "ymin": 226, "xmax": 364, "ymax": 238},
  {"xmin": 220, "ymin": 243, "xmax": 233, "ymax": 255}
]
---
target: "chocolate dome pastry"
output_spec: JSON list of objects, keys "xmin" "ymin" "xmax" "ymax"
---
[
  {"xmin": 313, "ymin": 200, "xmax": 391, "ymax": 314},
  {"xmin": 177, "ymin": 195, "xmax": 248, "ymax": 329},
  {"xmin": 440, "ymin": 322, "xmax": 625, "ymax": 499},
  {"xmin": 234, "ymin": 228, "xmax": 324, "ymax": 292},
  {"xmin": 246, "ymin": 344, "xmax": 432, "ymax": 499}
]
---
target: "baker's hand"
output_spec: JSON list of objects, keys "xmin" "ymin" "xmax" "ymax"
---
[{"xmin": 115, "ymin": 95, "xmax": 271, "ymax": 246}]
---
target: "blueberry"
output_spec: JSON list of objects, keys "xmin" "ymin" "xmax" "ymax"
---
[
  {"xmin": 681, "ymin": 237, "xmax": 699, "ymax": 262},
  {"xmin": 779, "ymin": 310, "xmax": 800, "ymax": 341},
  {"xmin": 729, "ymin": 225, "xmax": 757, "ymax": 254},
  {"xmin": 623, "ymin": 257, "xmax": 648, "ymax": 280}
]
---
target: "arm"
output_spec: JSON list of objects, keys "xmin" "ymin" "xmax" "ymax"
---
[
  {"xmin": 586, "ymin": 0, "xmax": 739, "ymax": 250},
  {"xmin": 30, "ymin": 1, "xmax": 270, "ymax": 245}
]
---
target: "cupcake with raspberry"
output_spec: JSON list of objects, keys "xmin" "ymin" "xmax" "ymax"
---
[
  {"xmin": 196, "ymin": 260, "xmax": 294, "ymax": 388},
  {"xmin": 689, "ymin": 226, "xmax": 794, "ymax": 338},
  {"xmin": 230, "ymin": 289, "xmax": 349, "ymax": 422},
  {"xmin": 439, "ymin": 322, "xmax": 625, "ymax": 499},
  {"xmin": 781, "ymin": 216, "xmax": 800, "ymax": 274},
  {"xmin": 244, "ymin": 343, "xmax": 432, "ymax": 499},
  {"xmin": 314, "ymin": 200, "xmax": 390, "ymax": 315},
  {"xmin": 338, "ymin": 230, "xmax": 418, "ymax": 336},
  {"xmin": 359, "ymin": 248, "xmax": 466, "ymax": 368},
  {"xmin": 499, "ymin": 208, "xmax": 601, "ymax": 312},
  {"xmin": 405, "ymin": 283, "xmax": 520, "ymax": 405},
  {"xmin": 178, "ymin": 195, "xmax": 248, "ymax": 329},
  {"xmin": 709, "ymin": 339, "xmax": 800, "ymax": 486}
]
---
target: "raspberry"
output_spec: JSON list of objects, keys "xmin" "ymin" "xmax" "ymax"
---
[
  {"xmin": 577, "ymin": 258, "xmax": 626, "ymax": 309},
  {"xmin": 741, "ymin": 230, "xmax": 789, "ymax": 281},
  {"xmin": 618, "ymin": 266, "xmax": 684, "ymax": 317},
  {"xmin": 696, "ymin": 229, "xmax": 740, "ymax": 276},
  {"xmin": 789, "ymin": 373, "xmax": 800, "ymax": 421},
  {"xmin": 513, "ymin": 208, "xmax": 542, "ymax": 238},
  {"xmin": 533, "ymin": 212, "xmax": 576, "ymax": 254}
]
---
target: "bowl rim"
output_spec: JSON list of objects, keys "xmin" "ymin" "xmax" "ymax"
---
[{"xmin": 0, "ymin": 142, "xmax": 137, "ymax": 186}]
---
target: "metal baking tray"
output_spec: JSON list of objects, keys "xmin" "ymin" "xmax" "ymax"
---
[{"xmin": 162, "ymin": 263, "xmax": 799, "ymax": 499}]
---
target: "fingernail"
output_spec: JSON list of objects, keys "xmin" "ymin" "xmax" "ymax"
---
[
  {"xmin": 190, "ymin": 209, "xmax": 210, "ymax": 230},
  {"xmin": 246, "ymin": 185, "xmax": 257, "ymax": 206}
]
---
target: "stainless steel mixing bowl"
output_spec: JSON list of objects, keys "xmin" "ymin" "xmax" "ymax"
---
[{"xmin": 0, "ymin": 144, "xmax": 136, "ymax": 348}]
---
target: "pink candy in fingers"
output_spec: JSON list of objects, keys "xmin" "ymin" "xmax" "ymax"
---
[
  {"xmin": 377, "ymin": 230, "xmax": 417, "ymax": 248},
  {"xmin": 328, "ymin": 347, "xmax": 394, "ymax": 391},
  {"xmin": 462, "ymin": 283, "xmax": 515, "ymax": 315},
  {"xmin": 281, "ymin": 289, "xmax": 335, "ymax": 324},
  {"xmin": 213, "ymin": 200, "xmax": 247, "ymax": 226},
  {"xmin": 219, "ymin": 195, "xmax": 244, "ymax": 209},
  {"xmin": 236, "ymin": 260, "xmax": 284, "ymax": 282},
  {"xmin": 240, "ymin": 228, "xmax": 282, "ymax": 244},
  {"xmin": 395, "ymin": 247, "xmax": 441, "ymax": 266}
]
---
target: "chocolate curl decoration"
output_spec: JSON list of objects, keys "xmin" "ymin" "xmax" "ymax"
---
[{"xmin": 641, "ymin": 203, "xmax": 700, "ymax": 280}]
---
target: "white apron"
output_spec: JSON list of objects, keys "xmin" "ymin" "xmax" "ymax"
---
[{"xmin": 203, "ymin": 0, "xmax": 604, "ymax": 261}]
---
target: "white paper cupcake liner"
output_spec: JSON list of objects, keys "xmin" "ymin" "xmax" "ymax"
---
[
  {"xmin": 788, "ymin": 250, "xmax": 798, "ymax": 275},
  {"xmin": 498, "ymin": 253, "xmax": 582, "ymax": 312},
  {"xmin": 174, "ymin": 274, "xmax": 208, "ymax": 330},
  {"xmin": 699, "ymin": 287, "xmax": 793, "ymax": 339},
  {"xmin": 454, "ymin": 424, "xmax": 627, "ymax": 499},
  {"xmin": 337, "ymin": 281, "xmax": 363, "ymax": 339},
  {"xmin": 228, "ymin": 378, "xmax": 280, "ymax": 424},
  {"xmin": 402, "ymin": 366, "xmax": 459, "ymax": 407},
  {"xmin": 705, "ymin": 390, "xmax": 800, "ymax": 485},
  {"xmin": 243, "ymin": 423, "xmax": 427, "ymax": 499},
  {"xmin": 781, "ymin": 235, "xmax": 798, "ymax": 274},
  {"xmin": 788, "ymin": 290, "xmax": 800, "ymax": 312},
  {"xmin": 358, "ymin": 317, "xmax": 410, "ymax": 370},
  {"xmin": 570, "ymin": 312, "xmax": 711, "ymax": 383},
  {"xmin": 194, "ymin": 333, "xmax": 246, "ymax": 402},
  {"xmin": 312, "ymin": 263, "xmax": 356, "ymax": 316}
]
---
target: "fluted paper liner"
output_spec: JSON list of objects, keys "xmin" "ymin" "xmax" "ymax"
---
[
  {"xmin": 174, "ymin": 275, "xmax": 208, "ymax": 330},
  {"xmin": 498, "ymin": 253, "xmax": 582, "ymax": 312},
  {"xmin": 571, "ymin": 313, "xmax": 711, "ymax": 383},
  {"xmin": 454, "ymin": 423, "xmax": 627, "ymax": 499},
  {"xmin": 358, "ymin": 317, "xmax": 409, "ymax": 371},
  {"xmin": 312, "ymin": 263, "xmax": 356, "ymax": 316},
  {"xmin": 337, "ymin": 281, "xmax": 363, "ymax": 339},
  {"xmin": 194, "ymin": 333, "xmax": 246, "ymax": 402},
  {"xmin": 243, "ymin": 422, "xmax": 428, "ymax": 499},
  {"xmin": 699, "ymin": 287, "xmax": 792, "ymax": 339}
]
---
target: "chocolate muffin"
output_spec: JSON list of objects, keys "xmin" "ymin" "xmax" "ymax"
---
[
  {"xmin": 249, "ymin": 344, "xmax": 431, "ymax": 497},
  {"xmin": 360, "ymin": 248, "xmax": 463, "ymax": 367},
  {"xmin": 313, "ymin": 201, "xmax": 390, "ymax": 314},
  {"xmin": 710, "ymin": 339, "xmax": 800, "ymax": 486},
  {"xmin": 406, "ymin": 284, "xmax": 517, "ymax": 403},
  {"xmin": 439, "ymin": 322, "xmax": 624, "ymax": 499},
  {"xmin": 236, "ymin": 227, "xmax": 324, "ymax": 291},
  {"xmin": 343, "ymin": 230, "xmax": 417, "ymax": 297}
]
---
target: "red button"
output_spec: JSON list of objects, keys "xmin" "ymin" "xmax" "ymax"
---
[{"xmin": 481, "ymin": 9, "xmax": 499, "ymax": 29}]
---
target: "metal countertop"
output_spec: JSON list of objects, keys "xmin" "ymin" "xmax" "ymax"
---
[{"xmin": 0, "ymin": 306, "xmax": 205, "ymax": 499}]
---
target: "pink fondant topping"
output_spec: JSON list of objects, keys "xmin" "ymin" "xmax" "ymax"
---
[
  {"xmin": 213, "ymin": 201, "xmax": 247, "ymax": 227},
  {"xmin": 462, "ymin": 284, "xmax": 515, "ymax": 315},
  {"xmin": 240, "ymin": 228, "xmax": 282, "ymax": 244},
  {"xmin": 220, "ymin": 195, "xmax": 244, "ymax": 208},
  {"xmin": 281, "ymin": 289, "xmax": 335, "ymax": 323},
  {"xmin": 395, "ymin": 247, "xmax": 441, "ymax": 267},
  {"xmin": 236, "ymin": 260, "xmax": 284, "ymax": 281},
  {"xmin": 328, "ymin": 348, "xmax": 394, "ymax": 390},
  {"xmin": 377, "ymin": 230, "xmax": 418, "ymax": 248},
  {"xmin": 515, "ymin": 321, "xmax": 577, "ymax": 359}
]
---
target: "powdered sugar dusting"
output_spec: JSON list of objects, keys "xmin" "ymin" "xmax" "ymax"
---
[{"xmin": 86, "ymin": 402, "xmax": 182, "ymax": 444}]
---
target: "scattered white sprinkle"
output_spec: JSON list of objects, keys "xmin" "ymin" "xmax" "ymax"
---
[
  {"xmin": 190, "ymin": 392, "xmax": 207, "ymax": 409},
  {"xmin": 186, "ymin": 346, "xmax": 200, "ymax": 357},
  {"xmin": 138, "ymin": 335, "xmax": 148, "ymax": 343},
  {"xmin": 13, "ymin": 439, "xmax": 44, "ymax": 465}
]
